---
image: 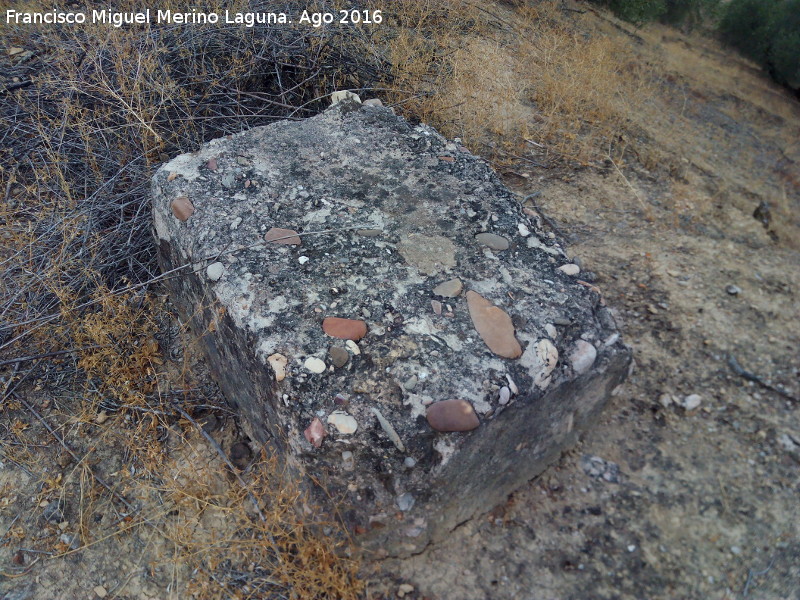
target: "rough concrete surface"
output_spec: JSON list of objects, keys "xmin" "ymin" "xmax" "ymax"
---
[{"xmin": 151, "ymin": 99, "xmax": 631, "ymax": 556}]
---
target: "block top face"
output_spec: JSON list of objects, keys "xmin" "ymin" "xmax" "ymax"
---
[{"xmin": 151, "ymin": 103, "xmax": 625, "ymax": 536}]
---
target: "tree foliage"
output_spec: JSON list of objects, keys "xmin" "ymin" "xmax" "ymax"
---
[{"xmin": 720, "ymin": 0, "xmax": 800, "ymax": 89}]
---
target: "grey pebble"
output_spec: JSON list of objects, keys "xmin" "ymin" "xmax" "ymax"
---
[
  {"xmin": 726, "ymin": 285, "xmax": 742, "ymax": 295},
  {"xmin": 404, "ymin": 457, "xmax": 417, "ymax": 468},
  {"xmin": 580, "ymin": 455, "xmax": 621, "ymax": 484},
  {"xmin": 396, "ymin": 493, "xmax": 415, "ymax": 511},
  {"xmin": 403, "ymin": 375, "xmax": 418, "ymax": 391},
  {"xmin": 42, "ymin": 500, "xmax": 65, "ymax": 523},
  {"xmin": 221, "ymin": 173, "xmax": 236, "ymax": 188},
  {"xmin": 475, "ymin": 232, "xmax": 510, "ymax": 251},
  {"xmin": 59, "ymin": 533, "xmax": 81, "ymax": 550}
]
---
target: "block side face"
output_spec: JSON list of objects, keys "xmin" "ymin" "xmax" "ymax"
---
[{"xmin": 151, "ymin": 104, "xmax": 631, "ymax": 556}]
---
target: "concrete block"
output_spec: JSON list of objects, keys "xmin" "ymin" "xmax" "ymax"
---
[{"xmin": 151, "ymin": 103, "xmax": 631, "ymax": 557}]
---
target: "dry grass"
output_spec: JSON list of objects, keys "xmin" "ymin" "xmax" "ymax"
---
[{"xmin": 379, "ymin": 0, "xmax": 652, "ymax": 164}]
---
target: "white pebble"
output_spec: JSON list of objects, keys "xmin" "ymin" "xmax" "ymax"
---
[
  {"xmin": 518, "ymin": 223, "xmax": 531, "ymax": 237},
  {"xmin": 569, "ymin": 340, "xmax": 597, "ymax": 375},
  {"xmin": 345, "ymin": 340, "xmax": 361, "ymax": 355},
  {"xmin": 304, "ymin": 357, "xmax": 326, "ymax": 374},
  {"xmin": 206, "ymin": 262, "xmax": 224, "ymax": 281},
  {"xmin": 298, "ymin": 256, "xmax": 310, "ymax": 265},
  {"xmin": 505, "ymin": 374, "xmax": 518, "ymax": 395},
  {"xmin": 328, "ymin": 411, "xmax": 358, "ymax": 434},
  {"xmin": 558, "ymin": 263, "xmax": 581, "ymax": 276},
  {"xmin": 682, "ymin": 394, "xmax": 702, "ymax": 410},
  {"xmin": 498, "ymin": 386, "xmax": 511, "ymax": 405}
]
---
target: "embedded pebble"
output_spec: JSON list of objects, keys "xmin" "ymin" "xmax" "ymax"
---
[
  {"xmin": 341, "ymin": 451, "xmax": 354, "ymax": 471},
  {"xmin": 323, "ymin": 317, "xmax": 367, "ymax": 340},
  {"xmin": 304, "ymin": 357, "xmax": 327, "ymax": 374},
  {"xmin": 345, "ymin": 340, "xmax": 361, "ymax": 355},
  {"xmin": 569, "ymin": 340, "xmax": 597, "ymax": 375},
  {"xmin": 267, "ymin": 353, "xmax": 288, "ymax": 381},
  {"xmin": 396, "ymin": 493, "xmax": 415, "ymax": 512},
  {"xmin": 682, "ymin": 394, "xmax": 702, "ymax": 410},
  {"xmin": 363, "ymin": 98, "xmax": 383, "ymax": 107},
  {"xmin": 397, "ymin": 233, "xmax": 457, "ymax": 275},
  {"xmin": 265, "ymin": 227, "xmax": 302, "ymax": 245},
  {"xmin": 371, "ymin": 407, "xmax": 405, "ymax": 451},
  {"xmin": 206, "ymin": 158, "xmax": 217, "ymax": 171},
  {"xmin": 520, "ymin": 339, "xmax": 558, "ymax": 388},
  {"xmin": 505, "ymin": 374, "xmax": 518, "ymax": 395},
  {"xmin": 356, "ymin": 228, "xmax": 382, "ymax": 237},
  {"xmin": 304, "ymin": 417, "xmax": 326, "ymax": 448},
  {"xmin": 426, "ymin": 399, "xmax": 480, "ymax": 432},
  {"xmin": 518, "ymin": 223, "xmax": 531, "ymax": 236},
  {"xmin": 328, "ymin": 346, "xmax": 349, "ymax": 368},
  {"xmin": 545, "ymin": 323, "xmax": 558, "ymax": 338},
  {"xmin": 475, "ymin": 232, "xmax": 510, "ymax": 251},
  {"xmin": 658, "ymin": 393, "xmax": 674, "ymax": 408},
  {"xmin": 432, "ymin": 278, "xmax": 463, "ymax": 298},
  {"xmin": 498, "ymin": 386, "xmax": 511, "ymax": 405},
  {"xmin": 170, "ymin": 196, "xmax": 195, "ymax": 221},
  {"xmin": 726, "ymin": 284, "xmax": 742, "ymax": 295},
  {"xmin": 206, "ymin": 262, "xmax": 224, "ymax": 281},
  {"xmin": 221, "ymin": 173, "xmax": 235, "ymax": 188},
  {"xmin": 558, "ymin": 263, "xmax": 581, "ymax": 276},
  {"xmin": 298, "ymin": 256, "xmax": 310, "ymax": 264},
  {"xmin": 431, "ymin": 299, "xmax": 442, "ymax": 315},
  {"xmin": 327, "ymin": 411, "xmax": 358, "ymax": 434},
  {"xmin": 403, "ymin": 457, "xmax": 417, "ymax": 468},
  {"xmin": 403, "ymin": 375, "xmax": 418, "ymax": 391},
  {"xmin": 466, "ymin": 291, "xmax": 522, "ymax": 359}
]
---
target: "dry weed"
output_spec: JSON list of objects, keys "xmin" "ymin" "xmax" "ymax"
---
[{"xmin": 380, "ymin": 0, "xmax": 652, "ymax": 164}]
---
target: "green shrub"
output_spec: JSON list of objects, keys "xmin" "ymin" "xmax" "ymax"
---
[
  {"xmin": 604, "ymin": 0, "xmax": 667, "ymax": 24},
  {"xmin": 720, "ymin": 0, "xmax": 800, "ymax": 89},
  {"xmin": 597, "ymin": 0, "xmax": 722, "ymax": 26},
  {"xmin": 662, "ymin": 0, "xmax": 723, "ymax": 27}
]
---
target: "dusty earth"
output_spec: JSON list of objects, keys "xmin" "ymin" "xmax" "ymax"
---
[{"xmin": 2, "ymin": 6, "xmax": 799, "ymax": 600}]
